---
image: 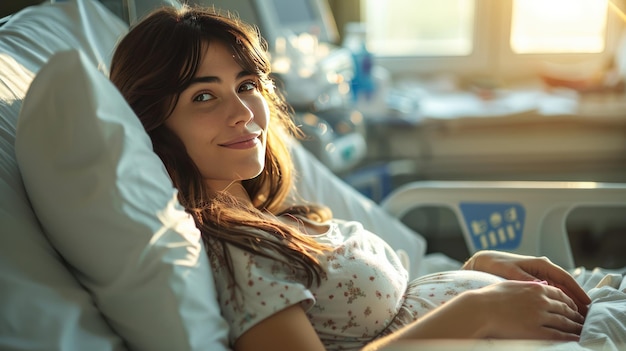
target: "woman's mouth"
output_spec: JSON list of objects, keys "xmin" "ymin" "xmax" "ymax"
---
[{"xmin": 220, "ymin": 134, "xmax": 261, "ymax": 149}]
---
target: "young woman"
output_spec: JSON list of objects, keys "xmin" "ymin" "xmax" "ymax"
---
[{"xmin": 109, "ymin": 6, "xmax": 590, "ymax": 351}]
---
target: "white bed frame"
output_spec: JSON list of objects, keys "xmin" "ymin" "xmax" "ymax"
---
[{"xmin": 382, "ymin": 181, "xmax": 626, "ymax": 270}]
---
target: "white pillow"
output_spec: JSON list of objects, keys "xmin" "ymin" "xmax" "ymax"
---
[
  {"xmin": 15, "ymin": 49, "xmax": 229, "ymax": 351},
  {"xmin": 0, "ymin": 1, "xmax": 131, "ymax": 349},
  {"xmin": 98, "ymin": 0, "xmax": 182, "ymax": 24}
]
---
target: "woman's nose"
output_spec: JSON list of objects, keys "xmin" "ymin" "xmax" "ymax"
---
[{"xmin": 227, "ymin": 94, "xmax": 254, "ymax": 125}]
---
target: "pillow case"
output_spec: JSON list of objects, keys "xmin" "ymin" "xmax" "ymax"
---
[
  {"xmin": 15, "ymin": 49, "xmax": 229, "ymax": 350},
  {"xmin": 0, "ymin": 1, "xmax": 130, "ymax": 350},
  {"xmin": 98, "ymin": 0, "xmax": 182, "ymax": 24}
]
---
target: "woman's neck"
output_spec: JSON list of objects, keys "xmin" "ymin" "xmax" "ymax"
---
[{"xmin": 208, "ymin": 180, "xmax": 253, "ymax": 205}]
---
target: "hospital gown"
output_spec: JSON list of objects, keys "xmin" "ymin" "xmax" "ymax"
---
[{"xmin": 208, "ymin": 218, "xmax": 504, "ymax": 350}]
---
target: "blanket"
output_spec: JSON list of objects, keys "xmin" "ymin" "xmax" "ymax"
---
[
  {"xmin": 562, "ymin": 267, "xmax": 626, "ymax": 351},
  {"xmin": 416, "ymin": 255, "xmax": 626, "ymax": 351}
]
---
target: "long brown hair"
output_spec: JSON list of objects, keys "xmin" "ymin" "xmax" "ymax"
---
[{"xmin": 110, "ymin": 5, "xmax": 330, "ymax": 286}]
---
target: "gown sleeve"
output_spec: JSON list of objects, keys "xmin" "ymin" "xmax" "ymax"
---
[{"xmin": 208, "ymin": 242, "xmax": 316, "ymax": 346}]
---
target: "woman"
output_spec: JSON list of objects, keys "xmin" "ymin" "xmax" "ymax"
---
[{"xmin": 109, "ymin": 6, "xmax": 590, "ymax": 351}]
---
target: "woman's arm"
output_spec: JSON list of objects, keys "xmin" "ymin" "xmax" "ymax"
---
[
  {"xmin": 364, "ymin": 280, "xmax": 584, "ymax": 351},
  {"xmin": 234, "ymin": 304, "xmax": 326, "ymax": 351},
  {"xmin": 463, "ymin": 250, "xmax": 591, "ymax": 315},
  {"xmin": 235, "ymin": 280, "xmax": 584, "ymax": 351}
]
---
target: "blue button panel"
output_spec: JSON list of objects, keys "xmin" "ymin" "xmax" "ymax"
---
[{"xmin": 459, "ymin": 202, "xmax": 525, "ymax": 250}]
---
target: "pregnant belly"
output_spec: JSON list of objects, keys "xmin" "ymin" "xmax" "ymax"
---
[{"xmin": 380, "ymin": 270, "xmax": 505, "ymax": 335}]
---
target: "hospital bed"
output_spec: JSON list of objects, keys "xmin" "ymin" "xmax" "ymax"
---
[{"xmin": 0, "ymin": 0, "xmax": 625, "ymax": 350}]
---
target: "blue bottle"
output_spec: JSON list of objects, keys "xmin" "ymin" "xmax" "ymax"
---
[{"xmin": 344, "ymin": 23, "xmax": 376, "ymax": 103}]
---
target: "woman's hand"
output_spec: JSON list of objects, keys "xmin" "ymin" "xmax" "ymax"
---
[
  {"xmin": 463, "ymin": 250, "xmax": 591, "ymax": 315},
  {"xmin": 470, "ymin": 280, "xmax": 585, "ymax": 340}
]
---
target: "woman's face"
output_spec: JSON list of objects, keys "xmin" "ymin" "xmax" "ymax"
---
[{"xmin": 165, "ymin": 40, "xmax": 270, "ymax": 193}]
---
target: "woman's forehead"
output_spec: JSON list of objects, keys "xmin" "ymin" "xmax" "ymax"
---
[{"xmin": 195, "ymin": 41, "xmax": 246, "ymax": 76}]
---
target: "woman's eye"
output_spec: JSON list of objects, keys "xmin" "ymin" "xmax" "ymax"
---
[
  {"xmin": 193, "ymin": 93, "xmax": 213, "ymax": 102},
  {"xmin": 239, "ymin": 80, "xmax": 258, "ymax": 93}
]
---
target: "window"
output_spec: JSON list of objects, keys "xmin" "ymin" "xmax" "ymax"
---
[
  {"xmin": 365, "ymin": 0, "xmax": 475, "ymax": 56},
  {"xmin": 361, "ymin": 0, "xmax": 621, "ymax": 80},
  {"xmin": 511, "ymin": 0, "xmax": 608, "ymax": 54}
]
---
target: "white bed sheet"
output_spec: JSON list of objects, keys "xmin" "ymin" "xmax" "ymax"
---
[
  {"xmin": 379, "ymin": 266, "xmax": 626, "ymax": 351},
  {"xmin": 565, "ymin": 267, "xmax": 626, "ymax": 351}
]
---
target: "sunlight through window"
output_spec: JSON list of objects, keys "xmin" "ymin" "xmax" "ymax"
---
[
  {"xmin": 510, "ymin": 0, "xmax": 608, "ymax": 54},
  {"xmin": 363, "ymin": 0, "xmax": 475, "ymax": 56}
]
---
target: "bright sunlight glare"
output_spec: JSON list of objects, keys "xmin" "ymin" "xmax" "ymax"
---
[{"xmin": 511, "ymin": 0, "xmax": 609, "ymax": 54}]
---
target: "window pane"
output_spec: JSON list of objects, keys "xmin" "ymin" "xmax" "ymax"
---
[
  {"xmin": 511, "ymin": 0, "xmax": 608, "ymax": 54},
  {"xmin": 363, "ymin": 0, "xmax": 475, "ymax": 56}
]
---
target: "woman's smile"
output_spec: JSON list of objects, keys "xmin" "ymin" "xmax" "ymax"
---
[{"xmin": 219, "ymin": 132, "xmax": 262, "ymax": 149}]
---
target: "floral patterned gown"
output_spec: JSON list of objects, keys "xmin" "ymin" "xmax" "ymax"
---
[{"xmin": 208, "ymin": 218, "xmax": 504, "ymax": 350}]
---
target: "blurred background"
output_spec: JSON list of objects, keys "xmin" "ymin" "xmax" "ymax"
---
[
  {"xmin": 2, "ymin": 0, "xmax": 624, "ymax": 268},
  {"xmin": 185, "ymin": 0, "xmax": 626, "ymax": 268}
]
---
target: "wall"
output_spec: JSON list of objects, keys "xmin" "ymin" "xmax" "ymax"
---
[
  {"xmin": 327, "ymin": 0, "xmax": 360, "ymax": 43},
  {"xmin": 1, "ymin": 1, "xmax": 41, "ymax": 18}
]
